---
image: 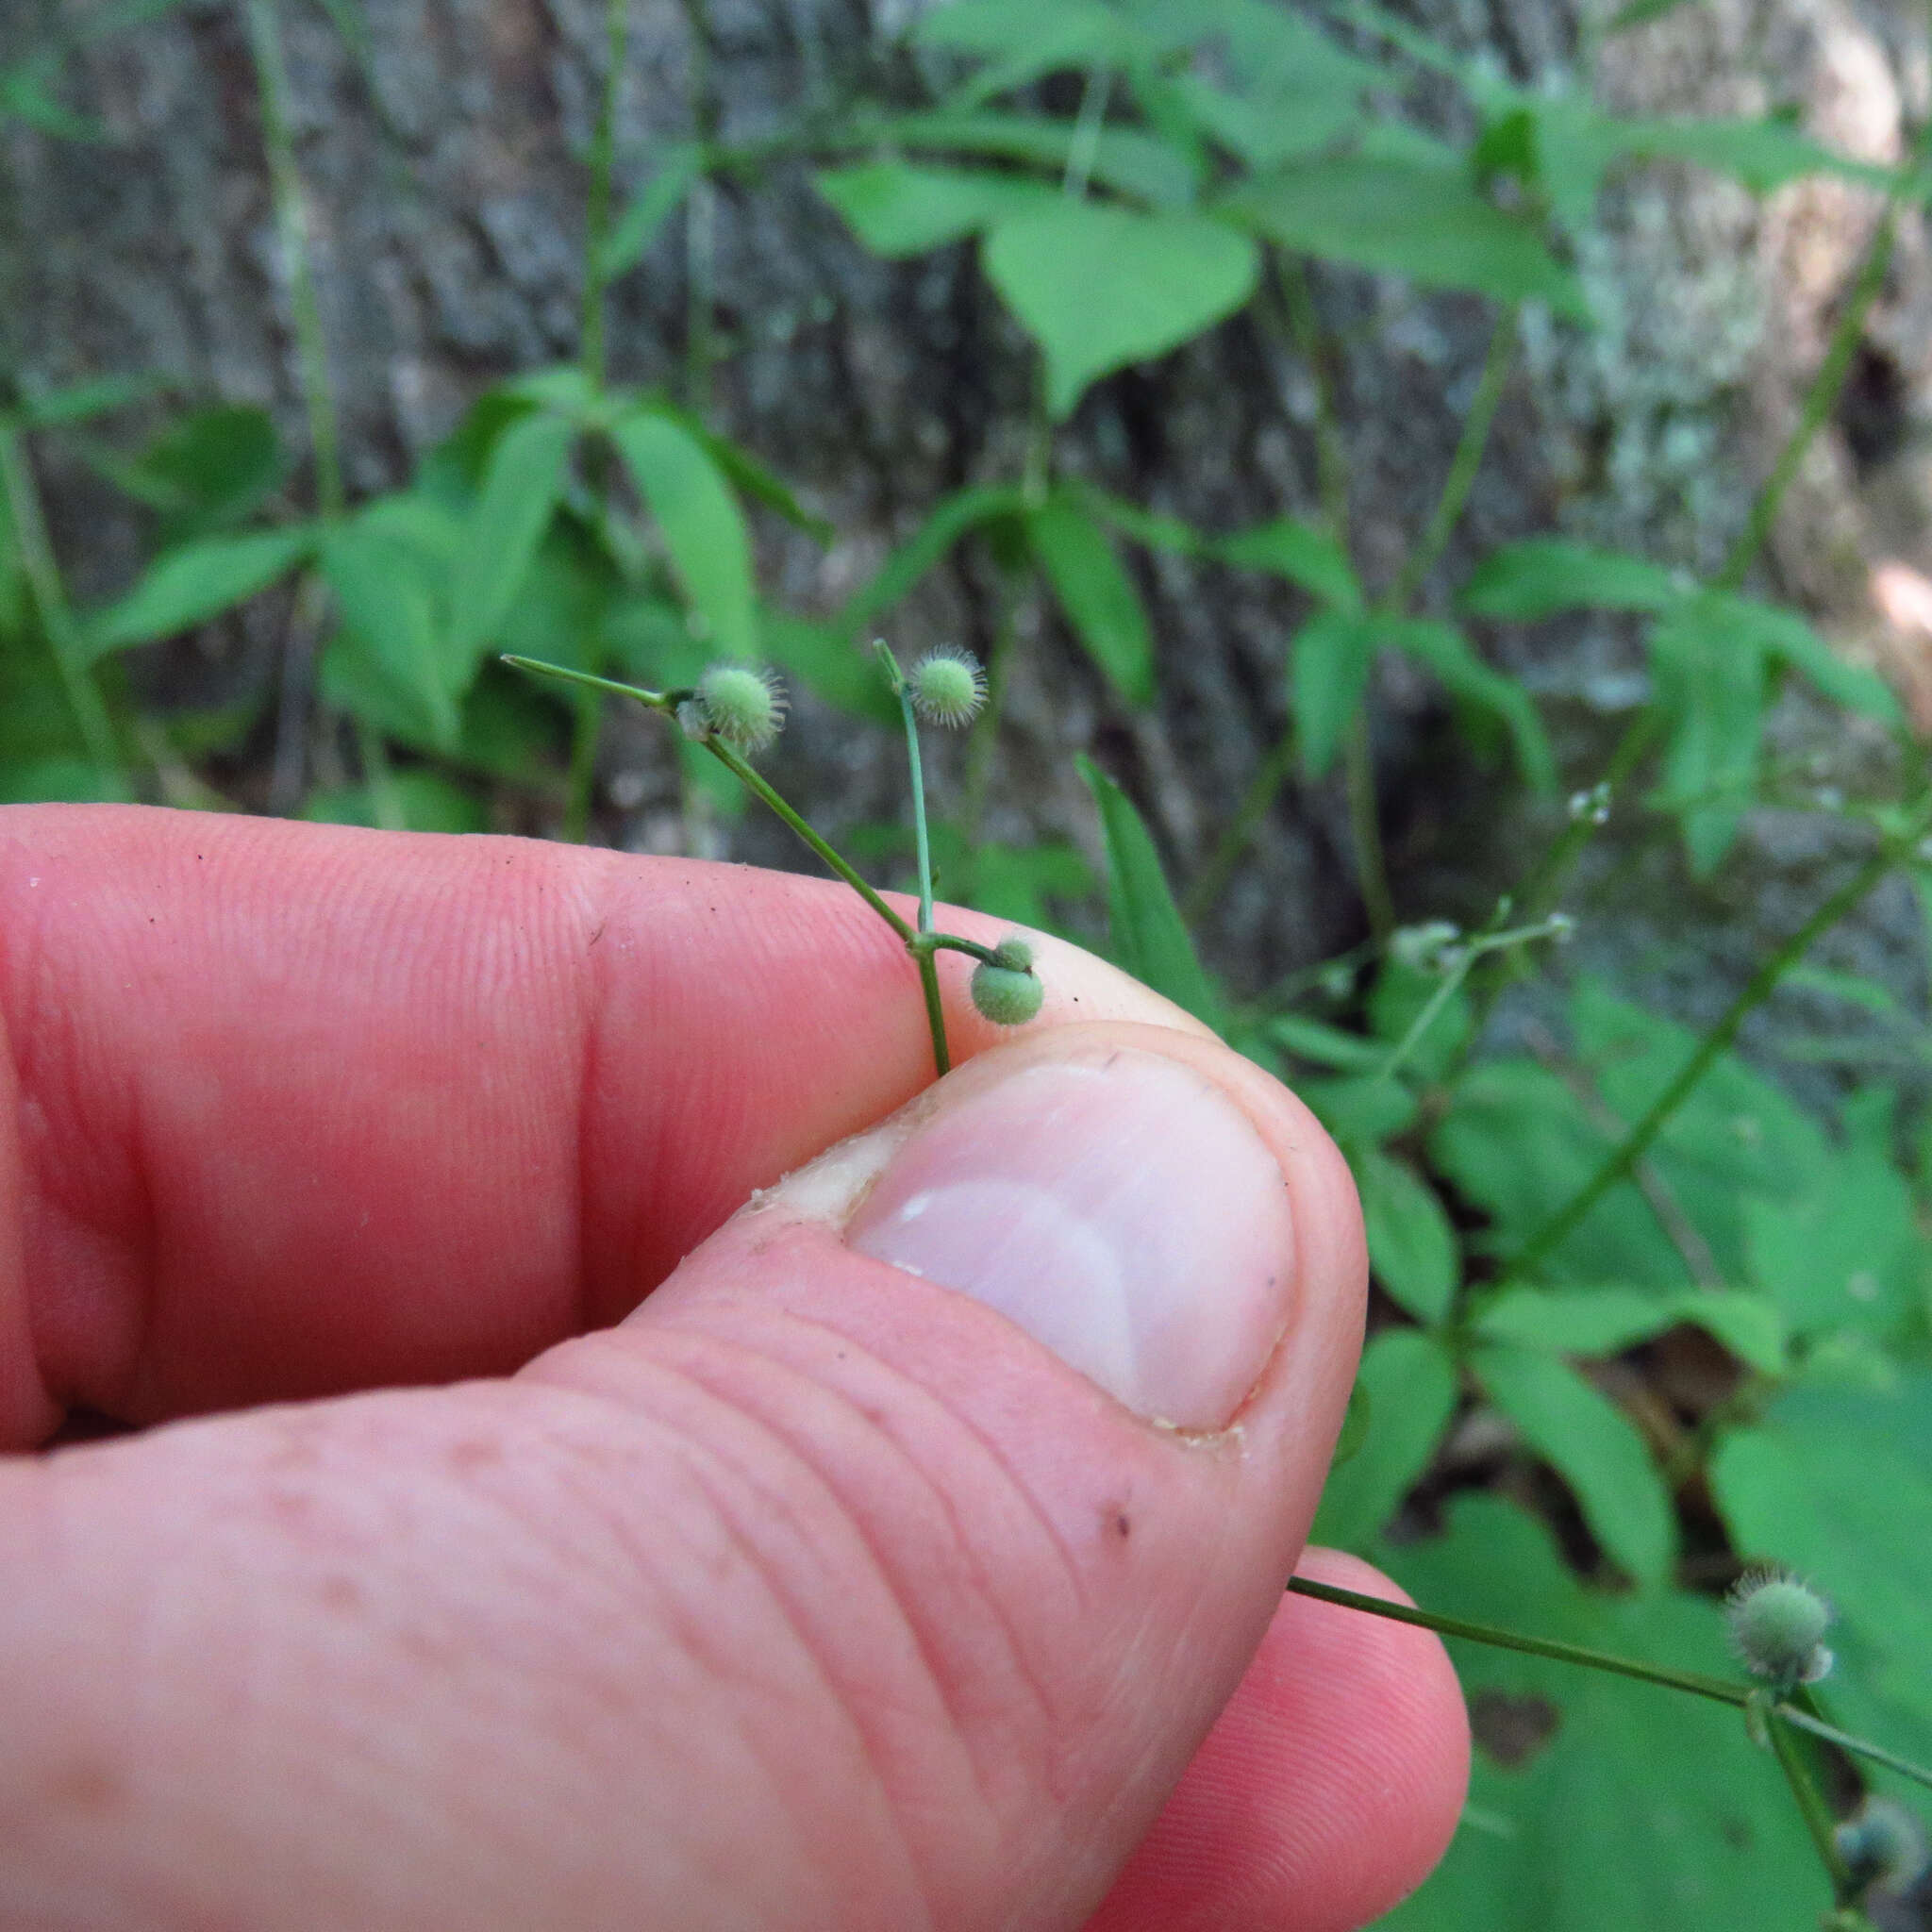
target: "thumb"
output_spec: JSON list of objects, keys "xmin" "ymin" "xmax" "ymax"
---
[
  {"xmin": 0, "ymin": 1023, "xmax": 1364, "ymax": 1931},
  {"xmin": 545, "ymin": 1018, "xmax": 1368, "ymax": 1926}
]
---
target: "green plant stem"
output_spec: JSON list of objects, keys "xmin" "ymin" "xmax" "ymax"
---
[
  {"xmin": 894, "ymin": 686, "xmax": 937, "ymax": 935},
  {"xmin": 1388, "ymin": 306, "xmax": 1516, "ymax": 613},
  {"xmin": 1062, "ymin": 66, "xmax": 1110, "ymax": 199},
  {"xmin": 357, "ymin": 720, "xmax": 404, "ymax": 830},
  {"xmin": 580, "ymin": 0, "xmax": 630, "ymax": 393},
  {"xmin": 1287, "ymin": 1577, "xmax": 1932, "ymax": 1799},
  {"xmin": 0, "ymin": 426, "xmax": 120, "ymax": 791},
  {"xmin": 1776, "ymin": 1704, "xmax": 1932, "ymax": 1792},
  {"xmin": 1714, "ymin": 194, "xmax": 1899, "ymax": 593},
  {"xmin": 242, "ymin": 0, "xmax": 342, "ymax": 523},
  {"xmin": 1286, "ymin": 1576, "xmax": 1745, "ymax": 1706},
  {"xmin": 1345, "ymin": 709, "xmax": 1395, "ymax": 940},
  {"xmin": 1505, "ymin": 800, "xmax": 1932, "ymax": 1279},
  {"xmin": 1182, "ymin": 726, "xmax": 1300, "ymax": 926},
  {"xmin": 1274, "ymin": 253, "xmax": 1347, "ymax": 542},
  {"xmin": 1769, "ymin": 1708, "xmax": 1859, "ymax": 1907},
  {"xmin": 676, "ymin": 0, "xmax": 720, "ymax": 412},
  {"xmin": 960, "ymin": 585, "xmax": 1021, "ymax": 843}
]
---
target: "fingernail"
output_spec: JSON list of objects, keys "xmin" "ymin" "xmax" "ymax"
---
[{"xmin": 846, "ymin": 1046, "xmax": 1293, "ymax": 1429}]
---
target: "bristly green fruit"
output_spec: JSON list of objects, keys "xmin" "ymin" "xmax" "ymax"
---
[
  {"xmin": 908, "ymin": 648, "xmax": 987, "ymax": 727},
  {"xmin": 1724, "ymin": 1570, "xmax": 1833, "ymax": 1685},
  {"xmin": 1834, "ymin": 1798, "xmax": 1927, "ymax": 1896},
  {"xmin": 697, "ymin": 664, "xmax": 787, "ymax": 753},
  {"xmin": 971, "ymin": 936, "xmax": 1043, "ymax": 1026}
]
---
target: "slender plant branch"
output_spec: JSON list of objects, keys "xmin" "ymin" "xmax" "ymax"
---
[
  {"xmin": 1182, "ymin": 727, "xmax": 1299, "ymax": 925},
  {"xmin": 1286, "ymin": 1576, "xmax": 1745, "ymax": 1706},
  {"xmin": 1769, "ymin": 1707, "xmax": 1859, "ymax": 1906},
  {"xmin": 676, "ymin": 0, "xmax": 721, "ymax": 412},
  {"xmin": 1275, "ymin": 253, "xmax": 1348, "ymax": 541},
  {"xmin": 1714, "ymin": 187, "xmax": 1902, "ymax": 593},
  {"xmin": 1387, "ymin": 306, "xmax": 1516, "ymax": 613},
  {"xmin": 242, "ymin": 0, "xmax": 343, "ymax": 522},
  {"xmin": 580, "ymin": 0, "xmax": 631, "ymax": 393},
  {"xmin": 1286, "ymin": 1577, "xmax": 1932, "ymax": 1796},
  {"xmin": 1344, "ymin": 709, "xmax": 1396, "ymax": 940},
  {"xmin": 0, "ymin": 426, "xmax": 121, "ymax": 791},
  {"xmin": 1505, "ymin": 800, "xmax": 1932, "ymax": 1279}
]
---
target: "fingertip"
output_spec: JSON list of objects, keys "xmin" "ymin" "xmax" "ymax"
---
[{"xmin": 1089, "ymin": 1548, "xmax": 1469, "ymax": 1932}]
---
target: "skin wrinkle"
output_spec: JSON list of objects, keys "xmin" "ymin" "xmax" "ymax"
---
[
  {"xmin": 511, "ymin": 1357, "xmax": 947, "ymax": 1929},
  {"xmin": 636, "ymin": 1309, "xmax": 1064, "ymax": 1843}
]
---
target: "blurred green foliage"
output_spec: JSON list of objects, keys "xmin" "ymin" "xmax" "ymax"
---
[{"xmin": 6, "ymin": 0, "xmax": 1932, "ymax": 1922}]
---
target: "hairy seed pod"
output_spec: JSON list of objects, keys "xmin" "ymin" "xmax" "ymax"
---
[
  {"xmin": 697, "ymin": 664, "xmax": 787, "ymax": 753},
  {"xmin": 1835, "ymin": 1799, "xmax": 1927, "ymax": 1895},
  {"xmin": 971, "ymin": 936, "xmax": 1042, "ymax": 1027},
  {"xmin": 1726, "ymin": 1570, "xmax": 1833, "ymax": 1685},
  {"xmin": 908, "ymin": 649, "xmax": 987, "ymax": 727}
]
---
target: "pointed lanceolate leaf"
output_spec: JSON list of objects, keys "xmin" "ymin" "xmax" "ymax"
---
[
  {"xmin": 1026, "ymin": 491, "xmax": 1154, "ymax": 705},
  {"xmin": 321, "ymin": 522, "xmax": 459, "ymax": 752},
  {"xmin": 1645, "ymin": 596, "xmax": 1767, "ymax": 874},
  {"xmin": 610, "ymin": 408, "xmax": 758, "ymax": 659},
  {"xmin": 1473, "ymin": 1342, "xmax": 1675, "ymax": 1587},
  {"xmin": 1292, "ymin": 608, "xmax": 1376, "ymax": 778},
  {"xmin": 446, "ymin": 409, "xmax": 575, "ymax": 671},
  {"xmin": 600, "ymin": 142, "xmax": 706, "ymax": 279},
  {"xmin": 983, "ymin": 203, "xmax": 1259, "ymax": 418},
  {"xmin": 1222, "ymin": 157, "xmax": 1586, "ymax": 317},
  {"xmin": 1312, "ymin": 1327, "xmax": 1459, "ymax": 1550},
  {"xmin": 87, "ymin": 524, "xmax": 316, "ymax": 659},
  {"xmin": 815, "ymin": 162, "xmax": 1060, "ymax": 258},
  {"xmin": 1461, "ymin": 538, "xmax": 1684, "ymax": 621},
  {"xmin": 1384, "ymin": 616, "xmax": 1557, "ymax": 792},
  {"xmin": 1216, "ymin": 517, "xmax": 1362, "ymax": 612},
  {"xmin": 1356, "ymin": 1148, "xmax": 1461, "ymax": 1324},
  {"xmin": 1077, "ymin": 755, "xmax": 1223, "ymax": 1030}
]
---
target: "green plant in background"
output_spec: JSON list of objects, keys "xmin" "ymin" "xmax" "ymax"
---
[{"xmin": 8, "ymin": 0, "xmax": 1932, "ymax": 1924}]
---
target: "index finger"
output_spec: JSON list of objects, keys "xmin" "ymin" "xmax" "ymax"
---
[{"xmin": 0, "ymin": 804, "xmax": 1201, "ymax": 1443}]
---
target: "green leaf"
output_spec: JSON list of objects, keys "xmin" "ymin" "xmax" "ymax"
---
[
  {"xmin": 1312, "ymin": 1328, "xmax": 1458, "ymax": 1549},
  {"xmin": 445, "ymin": 409, "xmax": 575, "ymax": 671},
  {"xmin": 1743, "ymin": 1132, "xmax": 1922, "ymax": 1339},
  {"xmin": 1291, "ymin": 608, "xmax": 1374, "ymax": 778},
  {"xmin": 1711, "ymin": 1375, "xmax": 1932, "ymax": 1766},
  {"xmin": 1264, "ymin": 1013, "xmax": 1390, "ymax": 1073},
  {"xmin": 843, "ymin": 485, "xmax": 1026, "ymax": 629},
  {"xmin": 982, "ymin": 202, "xmax": 1259, "ymax": 418},
  {"xmin": 1077, "ymin": 755, "xmax": 1223, "ymax": 1029},
  {"xmin": 1382, "ymin": 616, "xmax": 1556, "ymax": 792},
  {"xmin": 1645, "ymin": 595, "xmax": 1767, "ymax": 874},
  {"xmin": 302, "ymin": 769, "xmax": 487, "ymax": 834},
  {"xmin": 1026, "ymin": 491, "xmax": 1154, "ymax": 705},
  {"xmin": 1620, "ymin": 113, "xmax": 1894, "ymax": 194},
  {"xmin": 321, "ymin": 521, "xmax": 459, "ymax": 751},
  {"xmin": 16, "ymin": 374, "xmax": 168, "ymax": 431},
  {"xmin": 1215, "ymin": 516, "xmax": 1362, "ymax": 612},
  {"xmin": 1222, "ymin": 157, "xmax": 1586, "ymax": 317},
  {"xmin": 1379, "ymin": 1496, "xmax": 1827, "ymax": 1932},
  {"xmin": 814, "ymin": 162, "xmax": 1060, "ymax": 258},
  {"xmin": 669, "ymin": 416, "xmax": 834, "ymax": 542},
  {"xmin": 1737, "ymin": 595, "xmax": 1903, "ymax": 725},
  {"xmin": 1461, "ymin": 538, "xmax": 1685, "ymax": 621},
  {"xmin": 913, "ymin": 0, "xmax": 1146, "ymax": 104},
  {"xmin": 87, "ymin": 525, "xmax": 315, "ymax": 658},
  {"xmin": 119, "ymin": 404, "xmax": 284, "ymax": 542},
  {"xmin": 878, "ymin": 110, "xmax": 1201, "ymax": 208},
  {"xmin": 1367, "ymin": 956, "xmax": 1472, "ymax": 1081},
  {"xmin": 1296, "ymin": 1073, "xmax": 1418, "ymax": 1147},
  {"xmin": 600, "ymin": 142, "xmax": 706, "ymax": 278},
  {"xmin": 1473, "ymin": 1342, "xmax": 1675, "ymax": 1586},
  {"xmin": 1357, "ymin": 1148, "xmax": 1460, "ymax": 1324},
  {"xmin": 758, "ymin": 610, "xmax": 899, "ymax": 725},
  {"xmin": 610, "ymin": 408, "xmax": 758, "ymax": 660},
  {"xmin": 1474, "ymin": 1286, "xmax": 1787, "ymax": 1374}
]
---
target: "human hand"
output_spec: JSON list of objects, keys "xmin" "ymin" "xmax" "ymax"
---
[{"xmin": 0, "ymin": 805, "xmax": 1467, "ymax": 1930}]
